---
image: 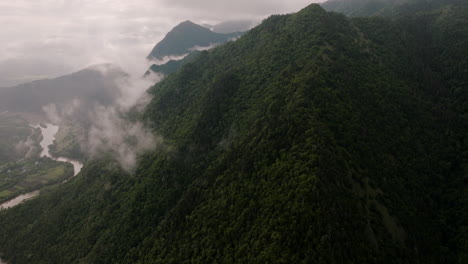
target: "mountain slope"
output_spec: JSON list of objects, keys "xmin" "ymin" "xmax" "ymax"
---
[
  {"xmin": 0, "ymin": 3, "xmax": 467, "ymax": 263},
  {"xmin": 147, "ymin": 21, "xmax": 242, "ymax": 61},
  {"xmin": 322, "ymin": 0, "xmax": 463, "ymax": 16},
  {"xmin": 145, "ymin": 51, "xmax": 201, "ymax": 77}
]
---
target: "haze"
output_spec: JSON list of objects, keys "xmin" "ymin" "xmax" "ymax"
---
[{"xmin": 0, "ymin": 0, "xmax": 323, "ymax": 87}]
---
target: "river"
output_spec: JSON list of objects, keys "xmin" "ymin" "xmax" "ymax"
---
[
  {"xmin": 0, "ymin": 123, "xmax": 84, "ymax": 210},
  {"xmin": 0, "ymin": 191, "xmax": 40, "ymax": 210},
  {"xmin": 35, "ymin": 124, "xmax": 83, "ymax": 176}
]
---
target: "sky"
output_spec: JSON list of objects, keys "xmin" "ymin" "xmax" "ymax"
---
[{"xmin": 0, "ymin": 0, "xmax": 324, "ymax": 87}]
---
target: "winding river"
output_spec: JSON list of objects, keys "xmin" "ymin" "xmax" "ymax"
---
[
  {"xmin": 36, "ymin": 124, "xmax": 84, "ymax": 176},
  {"xmin": 0, "ymin": 124, "xmax": 84, "ymax": 210}
]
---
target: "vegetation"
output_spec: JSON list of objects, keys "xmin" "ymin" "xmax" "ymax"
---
[
  {"xmin": 0, "ymin": 2, "xmax": 466, "ymax": 263},
  {"xmin": 322, "ymin": 0, "xmax": 465, "ymax": 17},
  {"xmin": 49, "ymin": 119, "xmax": 87, "ymax": 161},
  {"xmin": 0, "ymin": 158, "xmax": 73, "ymax": 203},
  {"xmin": 0, "ymin": 115, "xmax": 75, "ymax": 203},
  {"xmin": 145, "ymin": 51, "xmax": 201, "ymax": 77}
]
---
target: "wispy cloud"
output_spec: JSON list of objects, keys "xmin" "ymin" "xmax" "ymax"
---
[{"xmin": 0, "ymin": 0, "xmax": 323, "ymax": 86}]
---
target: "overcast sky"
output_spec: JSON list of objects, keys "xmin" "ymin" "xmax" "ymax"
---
[{"xmin": 0, "ymin": 0, "xmax": 324, "ymax": 87}]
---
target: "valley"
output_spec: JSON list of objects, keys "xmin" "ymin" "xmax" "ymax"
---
[{"xmin": 0, "ymin": 115, "xmax": 83, "ymax": 210}]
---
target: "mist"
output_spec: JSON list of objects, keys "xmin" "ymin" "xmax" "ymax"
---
[
  {"xmin": 84, "ymin": 68, "xmax": 161, "ymax": 172},
  {"xmin": 40, "ymin": 66, "xmax": 160, "ymax": 171},
  {"xmin": 2, "ymin": 0, "xmax": 324, "ymax": 171},
  {"xmin": 87, "ymin": 105, "xmax": 162, "ymax": 172},
  {"xmin": 0, "ymin": 0, "xmax": 324, "ymax": 87}
]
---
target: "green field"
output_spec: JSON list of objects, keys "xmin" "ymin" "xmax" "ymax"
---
[{"xmin": 0, "ymin": 158, "xmax": 74, "ymax": 203}]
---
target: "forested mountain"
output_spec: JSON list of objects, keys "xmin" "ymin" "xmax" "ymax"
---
[
  {"xmin": 0, "ymin": 64, "xmax": 126, "ymax": 113},
  {"xmin": 147, "ymin": 21, "xmax": 242, "ymax": 61},
  {"xmin": 211, "ymin": 20, "xmax": 255, "ymax": 34},
  {"xmin": 322, "ymin": 0, "xmax": 465, "ymax": 16},
  {"xmin": 0, "ymin": 2, "xmax": 467, "ymax": 263},
  {"xmin": 145, "ymin": 51, "xmax": 201, "ymax": 77}
]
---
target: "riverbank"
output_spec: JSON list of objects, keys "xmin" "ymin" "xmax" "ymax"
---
[
  {"xmin": 0, "ymin": 191, "xmax": 39, "ymax": 210},
  {"xmin": 0, "ymin": 123, "xmax": 84, "ymax": 210},
  {"xmin": 35, "ymin": 123, "xmax": 84, "ymax": 176}
]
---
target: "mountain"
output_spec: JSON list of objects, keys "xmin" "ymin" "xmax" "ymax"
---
[
  {"xmin": 212, "ymin": 20, "xmax": 256, "ymax": 34},
  {"xmin": 322, "ymin": 0, "xmax": 464, "ymax": 16},
  {"xmin": 145, "ymin": 51, "xmax": 201, "ymax": 77},
  {"xmin": 0, "ymin": 64, "xmax": 126, "ymax": 113},
  {"xmin": 146, "ymin": 20, "xmax": 242, "ymax": 61},
  {"xmin": 322, "ymin": 0, "xmax": 393, "ymax": 16},
  {"xmin": 0, "ymin": 2, "xmax": 467, "ymax": 263}
]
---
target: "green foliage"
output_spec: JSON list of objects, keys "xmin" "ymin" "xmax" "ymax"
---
[
  {"xmin": 0, "ymin": 2, "xmax": 466, "ymax": 263},
  {"xmin": 0, "ymin": 115, "xmax": 74, "ymax": 203},
  {"xmin": 0, "ymin": 158, "xmax": 74, "ymax": 203},
  {"xmin": 322, "ymin": 0, "xmax": 465, "ymax": 17},
  {"xmin": 48, "ymin": 119, "xmax": 87, "ymax": 161}
]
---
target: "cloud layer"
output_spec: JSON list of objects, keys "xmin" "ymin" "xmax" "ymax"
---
[{"xmin": 0, "ymin": 0, "xmax": 323, "ymax": 87}]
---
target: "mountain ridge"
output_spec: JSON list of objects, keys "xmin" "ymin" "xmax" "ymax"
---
[
  {"xmin": 147, "ymin": 20, "xmax": 243, "ymax": 61},
  {"xmin": 0, "ymin": 64, "xmax": 126, "ymax": 113}
]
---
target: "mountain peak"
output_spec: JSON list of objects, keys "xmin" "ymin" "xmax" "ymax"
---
[
  {"xmin": 147, "ymin": 21, "xmax": 243, "ymax": 61},
  {"xmin": 179, "ymin": 20, "xmax": 196, "ymax": 26},
  {"xmin": 174, "ymin": 20, "xmax": 205, "ymax": 30},
  {"xmin": 298, "ymin": 3, "xmax": 327, "ymax": 14}
]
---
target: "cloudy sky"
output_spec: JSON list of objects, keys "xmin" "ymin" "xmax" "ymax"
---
[{"xmin": 0, "ymin": 0, "xmax": 323, "ymax": 87}]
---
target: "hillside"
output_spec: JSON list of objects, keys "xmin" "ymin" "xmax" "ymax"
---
[
  {"xmin": 322, "ymin": 0, "xmax": 464, "ymax": 16},
  {"xmin": 147, "ymin": 21, "xmax": 242, "ymax": 61},
  {"xmin": 0, "ymin": 2, "xmax": 467, "ymax": 263},
  {"xmin": 145, "ymin": 51, "xmax": 201, "ymax": 77}
]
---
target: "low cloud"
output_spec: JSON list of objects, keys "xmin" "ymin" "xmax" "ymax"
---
[
  {"xmin": 150, "ymin": 54, "xmax": 190, "ymax": 66},
  {"xmin": 84, "ymin": 67, "xmax": 162, "ymax": 172},
  {"xmin": 41, "ymin": 68, "xmax": 160, "ymax": 172},
  {"xmin": 15, "ymin": 136, "xmax": 37, "ymax": 159},
  {"xmin": 87, "ymin": 105, "xmax": 161, "ymax": 172},
  {"xmin": 42, "ymin": 104, "xmax": 62, "ymax": 125},
  {"xmin": 0, "ymin": 0, "xmax": 323, "ymax": 87},
  {"xmin": 3, "ymin": 0, "xmax": 324, "ymax": 170}
]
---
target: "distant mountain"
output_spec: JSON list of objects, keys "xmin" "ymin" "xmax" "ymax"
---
[
  {"xmin": 147, "ymin": 21, "xmax": 243, "ymax": 61},
  {"xmin": 0, "ymin": 64, "xmax": 126, "ymax": 113},
  {"xmin": 212, "ymin": 20, "xmax": 256, "ymax": 34}
]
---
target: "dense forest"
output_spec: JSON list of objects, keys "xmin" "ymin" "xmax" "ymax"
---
[{"xmin": 0, "ymin": 1, "xmax": 466, "ymax": 263}]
